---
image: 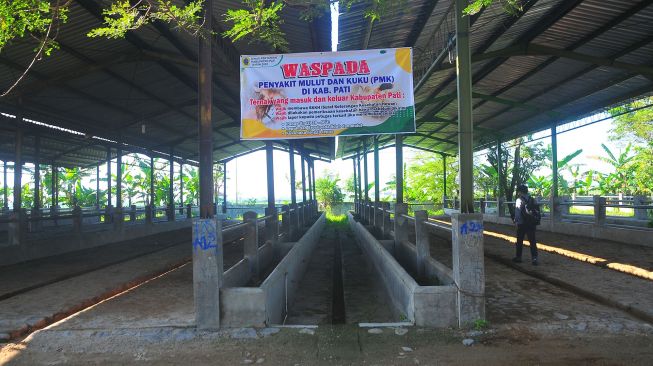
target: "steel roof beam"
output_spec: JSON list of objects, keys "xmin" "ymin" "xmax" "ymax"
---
[{"xmin": 450, "ymin": 0, "xmax": 653, "ymax": 126}]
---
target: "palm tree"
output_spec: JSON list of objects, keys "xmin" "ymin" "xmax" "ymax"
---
[{"xmin": 592, "ymin": 143, "xmax": 637, "ymax": 195}]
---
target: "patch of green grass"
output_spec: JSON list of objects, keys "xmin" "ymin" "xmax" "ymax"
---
[
  {"xmin": 473, "ymin": 319, "xmax": 489, "ymax": 331},
  {"xmin": 326, "ymin": 211, "xmax": 348, "ymax": 229}
]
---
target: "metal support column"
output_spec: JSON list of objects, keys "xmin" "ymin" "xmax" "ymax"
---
[
  {"xmin": 33, "ymin": 135, "xmax": 40, "ymax": 210},
  {"xmin": 96, "ymin": 164, "xmax": 100, "ymax": 208},
  {"xmin": 311, "ymin": 159, "xmax": 316, "ymax": 205},
  {"xmin": 150, "ymin": 155, "xmax": 155, "ymax": 206},
  {"xmin": 3, "ymin": 161, "xmax": 7, "ymax": 211},
  {"xmin": 496, "ymin": 139, "xmax": 504, "ymax": 216},
  {"xmin": 363, "ymin": 141, "xmax": 369, "ymax": 202},
  {"xmin": 13, "ymin": 130, "xmax": 22, "ymax": 211},
  {"xmin": 374, "ymin": 136, "xmax": 380, "ymax": 227},
  {"xmin": 289, "ymin": 142, "xmax": 297, "ymax": 205},
  {"xmin": 443, "ymin": 154, "xmax": 447, "ymax": 199},
  {"xmin": 168, "ymin": 149, "xmax": 175, "ymax": 220},
  {"xmin": 222, "ymin": 162, "xmax": 227, "ymax": 214},
  {"xmin": 52, "ymin": 165, "xmax": 57, "ymax": 207},
  {"xmin": 352, "ymin": 157, "xmax": 358, "ymax": 211},
  {"xmin": 455, "ymin": 0, "xmax": 474, "ymax": 213},
  {"xmin": 180, "ymin": 161, "xmax": 184, "ymax": 208},
  {"xmin": 301, "ymin": 153, "xmax": 307, "ymax": 204},
  {"xmin": 106, "ymin": 147, "xmax": 112, "ymax": 208},
  {"xmin": 551, "ymin": 125, "xmax": 559, "ymax": 220},
  {"xmin": 266, "ymin": 142, "xmax": 275, "ymax": 208},
  {"xmin": 116, "ymin": 148, "xmax": 122, "ymax": 208},
  {"xmin": 395, "ymin": 134, "xmax": 403, "ymax": 203},
  {"xmin": 357, "ymin": 151, "xmax": 362, "ymax": 213}
]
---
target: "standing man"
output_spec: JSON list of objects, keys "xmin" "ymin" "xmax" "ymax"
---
[{"xmin": 512, "ymin": 184, "xmax": 539, "ymax": 265}]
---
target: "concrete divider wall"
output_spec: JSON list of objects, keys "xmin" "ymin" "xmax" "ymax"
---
[
  {"xmin": 261, "ymin": 213, "xmax": 326, "ymax": 325},
  {"xmin": 348, "ymin": 213, "xmax": 458, "ymax": 327},
  {"xmin": 482, "ymin": 214, "xmax": 653, "ymax": 247},
  {"xmin": 0, "ymin": 220, "xmax": 192, "ymax": 267},
  {"xmin": 348, "ymin": 213, "xmax": 417, "ymax": 322}
]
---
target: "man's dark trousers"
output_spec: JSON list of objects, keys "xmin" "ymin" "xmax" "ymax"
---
[{"xmin": 516, "ymin": 224, "xmax": 538, "ymax": 259}]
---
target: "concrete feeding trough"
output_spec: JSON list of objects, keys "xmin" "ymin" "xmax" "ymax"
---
[
  {"xmin": 219, "ymin": 212, "xmax": 326, "ymax": 327},
  {"xmin": 349, "ymin": 203, "xmax": 485, "ymax": 328}
]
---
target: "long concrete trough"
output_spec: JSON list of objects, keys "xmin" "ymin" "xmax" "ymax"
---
[
  {"xmin": 219, "ymin": 212, "xmax": 326, "ymax": 327},
  {"xmin": 347, "ymin": 212, "xmax": 458, "ymax": 327}
]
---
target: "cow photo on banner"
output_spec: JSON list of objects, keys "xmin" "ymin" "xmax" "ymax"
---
[{"xmin": 240, "ymin": 48, "xmax": 416, "ymax": 140}]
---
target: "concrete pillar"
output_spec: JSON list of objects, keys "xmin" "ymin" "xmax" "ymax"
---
[
  {"xmin": 9, "ymin": 208, "xmax": 26, "ymax": 245},
  {"xmin": 145, "ymin": 204, "xmax": 153, "ymax": 226},
  {"xmin": 382, "ymin": 202, "xmax": 391, "ymax": 239},
  {"xmin": 414, "ymin": 210, "xmax": 430, "ymax": 280},
  {"xmin": 73, "ymin": 205, "xmax": 82, "ymax": 233},
  {"xmin": 187, "ymin": 203, "xmax": 192, "ymax": 219},
  {"xmin": 633, "ymin": 195, "xmax": 647, "ymax": 220},
  {"xmin": 497, "ymin": 197, "xmax": 505, "ymax": 217},
  {"xmin": 104, "ymin": 205, "xmax": 113, "ymax": 224},
  {"xmin": 130, "ymin": 204, "xmax": 136, "ymax": 222},
  {"xmin": 289, "ymin": 203, "xmax": 297, "ymax": 240},
  {"xmin": 455, "ymin": 0, "xmax": 474, "ymax": 213},
  {"xmin": 479, "ymin": 198, "xmax": 485, "ymax": 214},
  {"xmin": 393, "ymin": 203, "xmax": 409, "ymax": 254},
  {"xmin": 243, "ymin": 211, "xmax": 259, "ymax": 280},
  {"xmin": 451, "ymin": 213, "xmax": 485, "ymax": 326},
  {"xmin": 281, "ymin": 204, "xmax": 290, "ymax": 240},
  {"xmin": 192, "ymin": 217, "xmax": 223, "ymax": 330},
  {"xmin": 594, "ymin": 195, "xmax": 606, "ymax": 226},
  {"xmin": 265, "ymin": 206, "xmax": 278, "ymax": 246},
  {"xmin": 113, "ymin": 207, "xmax": 123, "ymax": 231}
]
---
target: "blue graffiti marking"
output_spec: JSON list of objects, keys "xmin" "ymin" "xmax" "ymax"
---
[
  {"xmin": 460, "ymin": 221, "xmax": 483, "ymax": 235},
  {"xmin": 193, "ymin": 221, "xmax": 218, "ymax": 251}
]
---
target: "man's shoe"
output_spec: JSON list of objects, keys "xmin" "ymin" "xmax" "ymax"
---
[
  {"xmin": 532, "ymin": 258, "xmax": 539, "ymax": 266},
  {"xmin": 512, "ymin": 257, "xmax": 522, "ymax": 263}
]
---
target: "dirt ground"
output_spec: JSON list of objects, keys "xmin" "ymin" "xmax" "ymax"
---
[
  {"xmin": 2, "ymin": 218, "xmax": 652, "ymax": 365},
  {"xmin": 2, "ymin": 324, "xmax": 652, "ymax": 365}
]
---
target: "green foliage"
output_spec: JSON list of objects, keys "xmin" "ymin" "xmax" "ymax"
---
[
  {"xmin": 223, "ymin": 0, "xmax": 288, "ymax": 51},
  {"xmin": 325, "ymin": 211, "xmax": 347, "ymax": 229},
  {"xmin": 315, "ymin": 173, "xmax": 344, "ymax": 208},
  {"xmin": 464, "ymin": 0, "xmax": 523, "ymax": 16},
  {"xmin": 473, "ymin": 319, "xmax": 489, "ymax": 331},
  {"xmin": 0, "ymin": 0, "xmax": 69, "ymax": 54},
  {"xmin": 405, "ymin": 153, "xmax": 457, "ymax": 203},
  {"xmin": 88, "ymin": 0, "xmax": 205, "ymax": 39}
]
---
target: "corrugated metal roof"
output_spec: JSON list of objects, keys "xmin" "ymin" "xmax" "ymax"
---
[
  {"xmin": 0, "ymin": 0, "xmax": 334, "ymax": 168},
  {"xmin": 337, "ymin": 0, "xmax": 653, "ymax": 158}
]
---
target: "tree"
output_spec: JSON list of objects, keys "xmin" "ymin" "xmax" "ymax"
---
[
  {"xmin": 315, "ymin": 173, "xmax": 344, "ymax": 209},
  {"xmin": 405, "ymin": 153, "xmax": 458, "ymax": 204},
  {"xmin": 591, "ymin": 143, "xmax": 638, "ymax": 195},
  {"xmin": 608, "ymin": 98, "xmax": 653, "ymax": 195},
  {"xmin": 486, "ymin": 137, "xmax": 548, "ymax": 208}
]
